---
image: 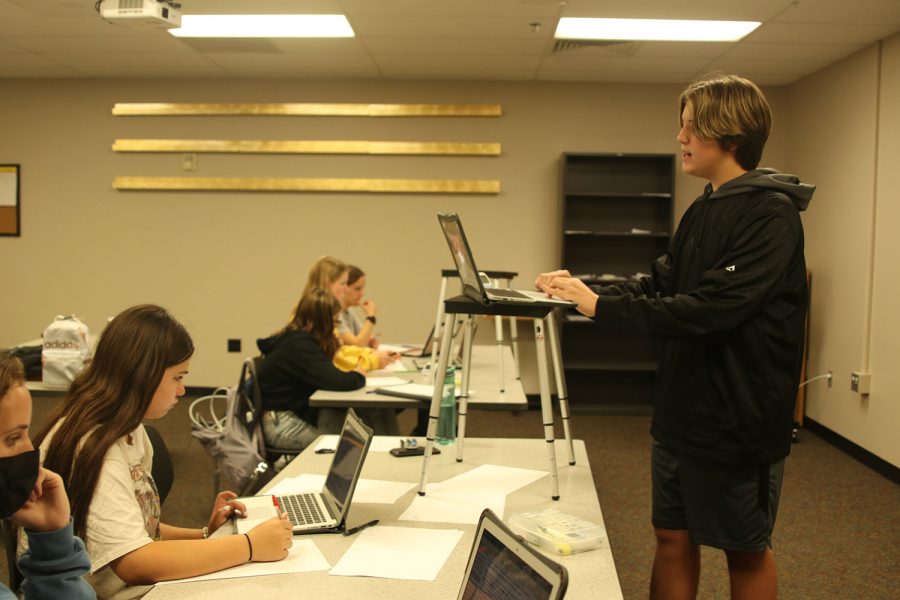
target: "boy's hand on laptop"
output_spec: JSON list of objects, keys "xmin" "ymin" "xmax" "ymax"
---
[
  {"xmin": 534, "ymin": 270, "xmax": 572, "ymax": 292},
  {"xmin": 207, "ymin": 491, "xmax": 247, "ymax": 534},
  {"xmin": 541, "ymin": 275, "xmax": 598, "ymax": 317},
  {"xmin": 248, "ymin": 513, "xmax": 293, "ymax": 562}
]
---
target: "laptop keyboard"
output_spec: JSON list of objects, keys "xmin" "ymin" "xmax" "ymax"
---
[
  {"xmin": 279, "ymin": 493, "xmax": 328, "ymax": 526},
  {"xmin": 488, "ymin": 288, "xmax": 531, "ymax": 300}
]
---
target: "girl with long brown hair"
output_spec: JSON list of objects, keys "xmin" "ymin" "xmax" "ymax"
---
[
  {"xmin": 256, "ymin": 288, "xmax": 368, "ymax": 456},
  {"xmin": 33, "ymin": 305, "xmax": 292, "ymax": 599}
]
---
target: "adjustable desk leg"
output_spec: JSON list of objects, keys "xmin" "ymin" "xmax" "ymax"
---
[
  {"xmin": 418, "ymin": 313, "xmax": 457, "ymax": 496},
  {"xmin": 534, "ymin": 318, "xmax": 560, "ymax": 500},
  {"xmin": 547, "ymin": 311, "xmax": 575, "ymax": 466},
  {"xmin": 456, "ymin": 315, "xmax": 475, "ymax": 463},
  {"xmin": 492, "ymin": 277, "xmax": 506, "ymax": 393},
  {"xmin": 510, "ymin": 313, "xmax": 521, "ymax": 380},
  {"xmin": 428, "ymin": 276, "xmax": 449, "ymax": 375}
]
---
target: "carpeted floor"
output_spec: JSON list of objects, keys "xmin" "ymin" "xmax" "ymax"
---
[{"xmin": 5, "ymin": 393, "xmax": 899, "ymax": 599}]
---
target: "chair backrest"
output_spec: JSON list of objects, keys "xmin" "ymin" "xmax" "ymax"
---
[
  {"xmin": 245, "ymin": 355, "xmax": 301, "ymax": 463},
  {"xmin": 144, "ymin": 424, "xmax": 173, "ymax": 506}
]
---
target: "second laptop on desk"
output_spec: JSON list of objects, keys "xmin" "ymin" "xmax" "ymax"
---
[{"xmin": 237, "ymin": 408, "xmax": 373, "ymax": 534}]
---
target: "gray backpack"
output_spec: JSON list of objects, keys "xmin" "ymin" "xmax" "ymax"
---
[{"xmin": 190, "ymin": 359, "xmax": 271, "ymax": 495}]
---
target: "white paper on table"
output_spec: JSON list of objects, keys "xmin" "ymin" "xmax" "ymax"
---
[
  {"xmin": 234, "ymin": 494, "xmax": 279, "ymax": 534},
  {"xmin": 269, "ymin": 473, "xmax": 414, "ymax": 505},
  {"xmin": 398, "ymin": 488, "xmax": 506, "ymax": 524},
  {"xmin": 369, "ymin": 360, "xmax": 415, "ymax": 374},
  {"xmin": 329, "ymin": 526, "xmax": 464, "ymax": 581},
  {"xmin": 374, "ymin": 344, "xmax": 407, "ymax": 353},
  {"xmin": 313, "ymin": 435, "xmax": 339, "ymax": 452},
  {"xmin": 314, "ymin": 435, "xmax": 410, "ymax": 453},
  {"xmin": 429, "ymin": 464, "xmax": 547, "ymax": 497},
  {"xmin": 365, "ymin": 376, "xmax": 410, "ymax": 387},
  {"xmin": 155, "ymin": 540, "xmax": 330, "ymax": 585}
]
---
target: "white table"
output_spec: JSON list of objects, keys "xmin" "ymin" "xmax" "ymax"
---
[
  {"xmin": 144, "ymin": 437, "xmax": 623, "ymax": 600},
  {"xmin": 310, "ymin": 345, "xmax": 527, "ymax": 411}
]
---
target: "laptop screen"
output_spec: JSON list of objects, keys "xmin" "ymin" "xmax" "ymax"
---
[
  {"xmin": 324, "ymin": 412, "xmax": 370, "ymax": 516},
  {"xmin": 459, "ymin": 509, "xmax": 567, "ymax": 600},
  {"xmin": 438, "ymin": 213, "xmax": 483, "ymax": 299}
]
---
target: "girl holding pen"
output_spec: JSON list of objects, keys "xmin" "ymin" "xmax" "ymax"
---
[{"xmin": 30, "ymin": 305, "xmax": 292, "ymax": 599}]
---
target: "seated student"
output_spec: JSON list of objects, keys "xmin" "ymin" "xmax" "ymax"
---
[
  {"xmin": 31, "ymin": 305, "xmax": 292, "ymax": 599},
  {"xmin": 302, "ymin": 255, "xmax": 396, "ymax": 369},
  {"xmin": 0, "ymin": 354, "xmax": 94, "ymax": 600},
  {"xmin": 338, "ymin": 265, "xmax": 379, "ymax": 349},
  {"xmin": 257, "ymin": 289, "xmax": 398, "ymax": 452}
]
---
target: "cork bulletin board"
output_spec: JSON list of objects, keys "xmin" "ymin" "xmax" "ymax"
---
[{"xmin": 0, "ymin": 164, "xmax": 20, "ymax": 236}]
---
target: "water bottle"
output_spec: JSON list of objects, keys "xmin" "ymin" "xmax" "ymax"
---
[{"xmin": 436, "ymin": 366, "xmax": 456, "ymax": 445}]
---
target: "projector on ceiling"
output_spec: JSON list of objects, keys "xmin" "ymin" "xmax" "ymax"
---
[{"xmin": 100, "ymin": 0, "xmax": 181, "ymax": 30}]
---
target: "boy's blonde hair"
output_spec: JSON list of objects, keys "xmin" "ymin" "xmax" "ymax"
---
[{"xmin": 680, "ymin": 74, "xmax": 771, "ymax": 170}]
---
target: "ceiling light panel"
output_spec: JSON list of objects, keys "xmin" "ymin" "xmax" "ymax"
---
[
  {"xmin": 555, "ymin": 18, "xmax": 761, "ymax": 42},
  {"xmin": 170, "ymin": 14, "xmax": 354, "ymax": 38}
]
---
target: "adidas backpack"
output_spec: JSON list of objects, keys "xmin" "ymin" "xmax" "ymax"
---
[{"xmin": 42, "ymin": 315, "xmax": 91, "ymax": 389}]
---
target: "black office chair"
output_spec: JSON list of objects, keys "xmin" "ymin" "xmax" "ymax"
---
[{"xmin": 145, "ymin": 424, "xmax": 173, "ymax": 506}]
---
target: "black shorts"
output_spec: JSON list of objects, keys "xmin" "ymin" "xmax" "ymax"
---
[{"xmin": 651, "ymin": 440, "xmax": 785, "ymax": 552}]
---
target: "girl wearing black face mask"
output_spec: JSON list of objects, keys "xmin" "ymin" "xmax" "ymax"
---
[{"xmin": 0, "ymin": 354, "xmax": 95, "ymax": 599}]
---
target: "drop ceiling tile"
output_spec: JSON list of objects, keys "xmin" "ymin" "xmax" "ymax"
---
[
  {"xmin": 536, "ymin": 68, "xmax": 694, "ymax": 84},
  {"xmin": 342, "ymin": 0, "xmax": 561, "ymax": 18},
  {"xmin": 747, "ymin": 22, "xmax": 898, "ymax": 45},
  {"xmin": 362, "ymin": 36, "xmax": 547, "ymax": 56},
  {"xmin": 350, "ymin": 15, "xmax": 550, "ymax": 38},
  {"xmin": 773, "ymin": 0, "xmax": 900, "ymax": 26},
  {"xmin": 726, "ymin": 42, "xmax": 865, "ymax": 63},
  {"xmin": 559, "ymin": 0, "xmax": 788, "ymax": 21}
]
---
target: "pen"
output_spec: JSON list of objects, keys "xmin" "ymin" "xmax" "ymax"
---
[
  {"xmin": 315, "ymin": 448, "xmax": 335, "ymax": 454},
  {"xmin": 272, "ymin": 495, "xmax": 283, "ymax": 516},
  {"xmin": 342, "ymin": 518, "xmax": 379, "ymax": 536}
]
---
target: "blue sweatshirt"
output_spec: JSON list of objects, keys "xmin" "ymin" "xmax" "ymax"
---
[{"xmin": 1, "ymin": 521, "xmax": 95, "ymax": 600}]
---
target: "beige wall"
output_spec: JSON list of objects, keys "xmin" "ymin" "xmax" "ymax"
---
[
  {"xmin": 786, "ymin": 34, "xmax": 900, "ymax": 467},
  {"xmin": 0, "ymin": 79, "xmax": 787, "ymax": 392}
]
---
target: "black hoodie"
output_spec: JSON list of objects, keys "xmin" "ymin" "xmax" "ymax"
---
[{"xmin": 593, "ymin": 168, "xmax": 815, "ymax": 464}]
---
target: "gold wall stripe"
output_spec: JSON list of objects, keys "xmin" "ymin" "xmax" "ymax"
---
[
  {"xmin": 112, "ymin": 103, "xmax": 502, "ymax": 117},
  {"xmin": 112, "ymin": 139, "xmax": 501, "ymax": 156},
  {"xmin": 112, "ymin": 177, "xmax": 500, "ymax": 194}
]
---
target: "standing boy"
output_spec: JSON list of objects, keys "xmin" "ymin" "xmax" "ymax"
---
[{"xmin": 536, "ymin": 74, "xmax": 814, "ymax": 599}]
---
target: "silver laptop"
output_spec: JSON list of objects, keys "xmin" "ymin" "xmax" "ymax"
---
[
  {"xmin": 458, "ymin": 509, "xmax": 568, "ymax": 600},
  {"xmin": 438, "ymin": 212, "xmax": 575, "ymax": 308},
  {"xmin": 238, "ymin": 408, "xmax": 373, "ymax": 534}
]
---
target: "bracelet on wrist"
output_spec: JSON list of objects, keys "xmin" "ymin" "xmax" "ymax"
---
[
  {"xmin": 201, "ymin": 526, "xmax": 209, "ymax": 539},
  {"xmin": 244, "ymin": 533, "xmax": 253, "ymax": 561}
]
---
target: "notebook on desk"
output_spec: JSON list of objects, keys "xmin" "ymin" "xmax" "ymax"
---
[
  {"xmin": 458, "ymin": 508, "xmax": 568, "ymax": 599},
  {"xmin": 438, "ymin": 212, "xmax": 575, "ymax": 308},
  {"xmin": 237, "ymin": 408, "xmax": 373, "ymax": 534}
]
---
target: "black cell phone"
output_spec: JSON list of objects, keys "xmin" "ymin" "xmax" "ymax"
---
[{"xmin": 389, "ymin": 446, "xmax": 441, "ymax": 457}]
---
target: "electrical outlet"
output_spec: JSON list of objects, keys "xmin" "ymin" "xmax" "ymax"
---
[
  {"xmin": 227, "ymin": 338, "xmax": 241, "ymax": 353},
  {"xmin": 850, "ymin": 371, "xmax": 871, "ymax": 394}
]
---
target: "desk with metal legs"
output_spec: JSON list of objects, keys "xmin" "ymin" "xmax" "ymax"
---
[
  {"xmin": 143, "ymin": 436, "xmax": 623, "ymax": 600},
  {"xmin": 418, "ymin": 295, "xmax": 575, "ymax": 501}
]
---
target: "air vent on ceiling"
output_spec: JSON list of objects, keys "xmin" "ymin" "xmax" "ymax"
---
[{"xmin": 552, "ymin": 40, "xmax": 642, "ymax": 57}]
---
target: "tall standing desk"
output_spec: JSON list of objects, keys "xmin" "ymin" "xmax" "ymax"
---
[
  {"xmin": 143, "ymin": 437, "xmax": 623, "ymax": 600},
  {"xmin": 419, "ymin": 295, "xmax": 575, "ymax": 501}
]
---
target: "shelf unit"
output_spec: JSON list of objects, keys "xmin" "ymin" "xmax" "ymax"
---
[{"xmin": 559, "ymin": 153, "xmax": 675, "ymax": 412}]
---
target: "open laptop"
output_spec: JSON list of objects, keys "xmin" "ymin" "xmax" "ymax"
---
[
  {"xmin": 438, "ymin": 212, "xmax": 575, "ymax": 308},
  {"xmin": 458, "ymin": 509, "xmax": 568, "ymax": 600},
  {"xmin": 237, "ymin": 408, "xmax": 373, "ymax": 534},
  {"xmin": 399, "ymin": 325, "xmax": 434, "ymax": 357}
]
